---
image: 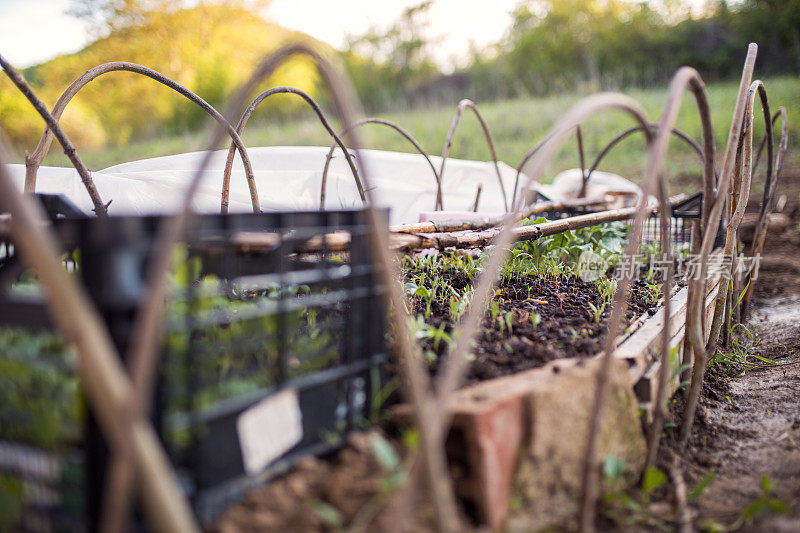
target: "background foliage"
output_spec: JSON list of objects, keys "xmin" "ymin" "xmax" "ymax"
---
[{"xmin": 0, "ymin": 0, "xmax": 798, "ymax": 158}]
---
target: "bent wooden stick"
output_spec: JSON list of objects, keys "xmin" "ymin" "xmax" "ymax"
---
[
  {"xmin": 641, "ymin": 66, "xmax": 716, "ymax": 474},
  {"xmin": 320, "ymin": 117, "xmax": 442, "ymax": 210},
  {"xmin": 220, "ymin": 85, "xmax": 362, "ymax": 213},
  {"xmin": 680, "ymin": 43, "xmax": 758, "ymax": 445},
  {"xmin": 705, "ymin": 81, "xmax": 771, "ymax": 352},
  {"xmin": 0, "ymin": 144, "xmax": 198, "ymax": 532},
  {"xmin": 440, "ymin": 99, "xmax": 507, "ymax": 211},
  {"xmin": 22, "ymin": 61, "xmax": 259, "ymax": 213},
  {"xmin": 222, "ymin": 195, "xmax": 684, "ymax": 255},
  {"xmin": 0, "ymin": 55, "xmax": 107, "ymax": 215},
  {"xmin": 741, "ymin": 107, "xmax": 788, "ymax": 315}
]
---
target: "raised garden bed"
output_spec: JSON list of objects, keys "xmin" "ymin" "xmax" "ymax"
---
[
  {"xmin": 210, "ymin": 266, "xmax": 724, "ymax": 531},
  {"xmin": 441, "ymin": 265, "xmax": 723, "ymax": 529},
  {"xmin": 400, "ymin": 217, "xmax": 679, "ymax": 383}
]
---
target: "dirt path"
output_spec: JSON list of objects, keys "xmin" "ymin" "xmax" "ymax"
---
[
  {"xmin": 690, "ymin": 295, "xmax": 800, "ymax": 530},
  {"xmin": 668, "ymin": 186, "xmax": 800, "ymax": 531}
]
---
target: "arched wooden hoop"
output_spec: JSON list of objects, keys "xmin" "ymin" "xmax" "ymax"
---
[
  {"xmin": 0, "ymin": 55, "xmax": 107, "ymax": 214},
  {"xmin": 220, "ymin": 85, "xmax": 363, "ymax": 213},
  {"xmin": 512, "ymin": 123, "xmax": 713, "ymax": 211},
  {"xmin": 704, "ymin": 81, "xmax": 772, "ymax": 351},
  {"xmin": 679, "ymin": 43, "xmax": 758, "ymax": 446},
  {"xmin": 740, "ymin": 108, "xmax": 788, "ymax": 314},
  {"xmin": 440, "ymin": 99, "xmax": 507, "ymax": 211},
  {"xmin": 626, "ymin": 67, "xmax": 716, "ymax": 485},
  {"xmin": 319, "ymin": 117, "xmax": 441, "ymax": 210},
  {"xmin": 24, "ymin": 61, "xmax": 259, "ymax": 212}
]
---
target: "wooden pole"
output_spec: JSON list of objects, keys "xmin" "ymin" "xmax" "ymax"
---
[{"xmin": 0, "ymin": 147, "xmax": 199, "ymax": 533}]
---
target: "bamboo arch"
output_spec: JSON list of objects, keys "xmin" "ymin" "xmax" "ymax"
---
[
  {"xmin": 587, "ymin": 124, "xmax": 718, "ymax": 185},
  {"xmin": 23, "ymin": 61, "xmax": 260, "ymax": 212},
  {"xmin": 576, "ymin": 65, "xmax": 717, "ymax": 532},
  {"xmin": 440, "ymin": 99, "xmax": 507, "ymax": 211},
  {"xmin": 511, "ymin": 123, "xmax": 713, "ymax": 212},
  {"xmin": 319, "ymin": 117, "xmax": 442, "ymax": 210},
  {"xmin": 220, "ymin": 85, "xmax": 363, "ymax": 213},
  {"xmin": 704, "ymin": 80, "xmax": 773, "ymax": 354}
]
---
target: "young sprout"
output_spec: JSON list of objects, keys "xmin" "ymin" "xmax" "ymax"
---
[
  {"xmin": 587, "ymin": 302, "xmax": 605, "ymax": 324},
  {"xmin": 596, "ymin": 277, "xmax": 618, "ymax": 304}
]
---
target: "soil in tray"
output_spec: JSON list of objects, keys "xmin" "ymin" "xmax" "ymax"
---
[
  {"xmin": 212, "ymin": 429, "xmax": 436, "ymax": 532},
  {"xmin": 408, "ymin": 271, "xmax": 660, "ymax": 384}
]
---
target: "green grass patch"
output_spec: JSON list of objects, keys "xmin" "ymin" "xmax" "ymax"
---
[{"xmin": 32, "ymin": 76, "xmax": 800, "ymax": 189}]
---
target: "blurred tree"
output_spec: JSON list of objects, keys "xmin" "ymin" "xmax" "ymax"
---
[
  {"xmin": 342, "ymin": 1, "xmax": 439, "ymax": 110},
  {"xmin": 67, "ymin": 0, "xmax": 186, "ymax": 35},
  {"xmin": 68, "ymin": 0, "xmax": 271, "ymax": 35},
  {"xmin": 740, "ymin": 0, "xmax": 800, "ymax": 71},
  {"xmin": 1, "ymin": 2, "xmax": 319, "ymax": 149},
  {"xmin": 462, "ymin": 0, "xmax": 799, "ymax": 100}
]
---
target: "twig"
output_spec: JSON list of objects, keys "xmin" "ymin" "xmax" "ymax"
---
[
  {"xmin": 706, "ymin": 81, "xmax": 770, "ymax": 351},
  {"xmin": 0, "ymin": 55, "xmax": 107, "ymax": 215},
  {"xmin": 219, "ymin": 85, "xmax": 363, "ymax": 213},
  {"xmin": 389, "ymin": 197, "xmax": 684, "ymax": 254},
  {"xmin": 680, "ymin": 43, "xmax": 758, "ymax": 446},
  {"xmin": 512, "ymin": 123, "xmax": 709, "ymax": 211},
  {"xmin": 670, "ymin": 455, "xmax": 693, "ymax": 533},
  {"xmin": 439, "ymin": 99, "xmax": 507, "ymax": 211},
  {"xmin": 21, "ymin": 61, "xmax": 257, "ymax": 213},
  {"xmin": 512, "ymin": 129, "xmax": 557, "ymax": 208},
  {"xmin": 643, "ymin": 67, "xmax": 717, "ymax": 473},
  {"xmin": 390, "ymin": 196, "xmax": 609, "ymax": 234},
  {"xmin": 586, "ymin": 124, "xmax": 717, "ymax": 187},
  {"xmin": 576, "ymin": 125, "xmax": 588, "ymax": 198},
  {"xmin": 472, "ymin": 183, "xmax": 483, "ymax": 212},
  {"xmin": 319, "ymin": 117, "xmax": 440, "ymax": 210},
  {"xmin": 740, "ymin": 107, "xmax": 788, "ymax": 316}
]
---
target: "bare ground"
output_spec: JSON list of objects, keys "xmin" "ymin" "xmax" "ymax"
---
[{"xmin": 657, "ymin": 164, "xmax": 800, "ymax": 531}]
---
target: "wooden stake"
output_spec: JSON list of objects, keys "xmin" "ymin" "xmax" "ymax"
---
[{"xmin": 0, "ymin": 149, "xmax": 198, "ymax": 532}]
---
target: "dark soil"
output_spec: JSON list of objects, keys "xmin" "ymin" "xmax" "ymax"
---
[
  {"xmin": 411, "ymin": 273, "xmax": 659, "ymax": 384},
  {"xmin": 212, "ymin": 430, "xmax": 434, "ymax": 532}
]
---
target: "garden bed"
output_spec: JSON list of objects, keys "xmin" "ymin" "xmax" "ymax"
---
[
  {"xmin": 415, "ymin": 272, "xmax": 660, "ymax": 383},
  {"xmin": 211, "ymin": 217, "xmax": 715, "ymax": 531},
  {"xmin": 214, "ymin": 267, "xmax": 721, "ymax": 532},
  {"xmin": 400, "ymin": 219, "xmax": 676, "ymax": 385}
]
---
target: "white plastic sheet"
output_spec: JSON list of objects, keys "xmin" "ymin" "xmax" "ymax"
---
[
  {"xmin": 4, "ymin": 146, "xmax": 524, "ymax": 225},
  {"xmin": 537, "ymin": 168, "xmax": 643, "ymax": 201}
]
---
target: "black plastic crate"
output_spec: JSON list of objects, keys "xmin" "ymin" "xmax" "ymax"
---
[{"xmin": 0, "ymin": 200, "xmax": 388, "ymax": 529}]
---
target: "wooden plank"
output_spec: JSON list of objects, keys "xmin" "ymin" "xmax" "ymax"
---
[{"xmin": 628, "ymin": 275, "xmax": 722, "ymax": 419}]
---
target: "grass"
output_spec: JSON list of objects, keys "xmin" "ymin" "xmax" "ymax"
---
[{"xmin": 28, "ymin": 75, "xmax": 800, "ymax": 189}]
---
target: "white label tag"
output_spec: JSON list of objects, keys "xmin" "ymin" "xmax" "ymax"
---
[{"xmin": 237, "ymin": 388, "xmax": 303, "ymax": 475}]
